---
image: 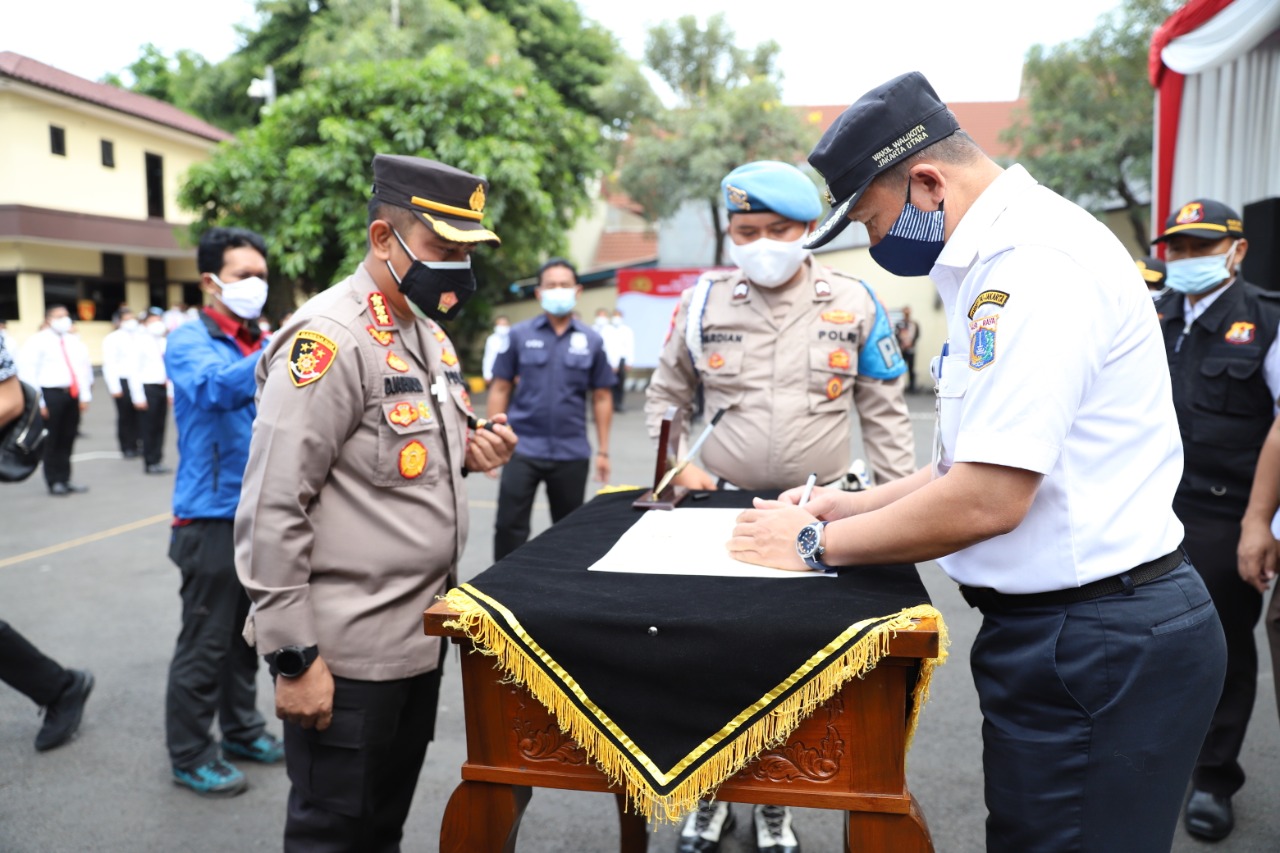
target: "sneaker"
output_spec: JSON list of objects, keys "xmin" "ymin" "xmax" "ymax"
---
[
  {"xmin": 172, "ymin": 759, "xmax": 248, "ymax": 797},
  {"xmin": 35, "ymin": 669, "xmax": 94, "ymax": 752},
  {"xmin": 677, "ymin": 800, "xmax": 735, "ymax": 852},
  {"xmin": 222, "ymin": 733, "xmax": 284, "ymax": 764},
  {"xmin": 753, "ymin": 804, "xmax": 800, "ymax": 853}
]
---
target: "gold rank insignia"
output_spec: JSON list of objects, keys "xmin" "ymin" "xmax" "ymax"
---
[
  {"xmin": 823, "ymin": 187, "xmax": 836, "ymax": 205},
  {"xmin": 386, "ymin": 352, "xmax": 410, "ymax": 373},
  {"xmin": 821, "ymin": 310, "xmax": 855, "ymax": 324},
  {"xmin": 825, "ymin": 377, "xmax": 843, "ymax": 400},
  {"xmin": 1225, "ymin": 321, "xmax": 1256, "ymax": 345},
  {"xmin": 388, "ymin": 401, "xmax": 419, "ymax": 427},
  {"xmin": 368, "ymin": 292, "xmax": 394, "ymax": 327},
  {"xmin": 288, "ymin": 330, "xmax": 338, "ymax": 388},
  {"xmin": 399, "ymin": 440, "xmax": 427, "ymax": 479},
  {"xmin": 366, "ymin": 325, "xmax": 394, "ymax": 347},
  {"xmin": 708, "ymin": 353, "xmax": 725, "ymax": 370},
  {"xmin": 441, "ymin": 349, "xmax": 458, "ymax": 367},
  {"xmin": 437, "ymin": 292, "xmax": 459, "ymax": 314},
  {"xmin": 828, "ymin": 349, "xmax": 852, "ymax": 370},
  {"xmin": 469, "ymin": 183, "xmax": 486, "ymax": 212},
  {"xmin": 433, "ymin": 328, "xmax": 446, "ymax": 342}
]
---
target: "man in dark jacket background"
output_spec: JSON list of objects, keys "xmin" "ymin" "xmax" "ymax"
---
[{"xmin": 163, "ymin": 227, "xmax": 284, "ymax": 797}]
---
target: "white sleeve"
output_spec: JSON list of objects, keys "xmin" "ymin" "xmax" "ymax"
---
[{"xmin": 1264, "ymin": 325, "xmax": 1280, "ymax": 415}]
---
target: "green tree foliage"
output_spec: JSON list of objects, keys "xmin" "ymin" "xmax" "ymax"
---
[
  {"xmin": 1002, "ymin": 0, "xmax": 1178, "ymax": 246},
  {"xmin": 177, "ymin": 48, "xmax": 601, "ymax": 346},
  {"xmin": 618, "ymin": 14, "xmax": 816, "ymax": 265}
]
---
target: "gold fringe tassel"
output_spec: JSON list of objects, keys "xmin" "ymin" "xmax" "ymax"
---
[{"xmin": 443, "ymin": 587, "xmax": 948, "ymax": 824}]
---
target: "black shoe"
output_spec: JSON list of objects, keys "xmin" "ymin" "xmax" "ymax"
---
[
  {"xmin": 122, "ymin": 449, "xmax": 139, "ymax": 459},
  {"xmin": 677, "ymin": 800, "xmax": 735, "ymax": 852},
  {"xmin": 48, "ymin": 482, "xmax": 69, "ymax": 496},
  {"xmin": 1185, "ymin": 789, "xmax": 1234, "ymax": 841},
  {"xmin": 35, "ymin": 670, "xmax": 94, "ymax": 751},
  {"xmin": 752, "ymin": 804, "xmax": 800, "ymax": 853},
  {"xmin": 144, "ymin": 464, "xmax": 172, "ymax": 475},
  {"xmin": 63, "ymin": 482, "xmax": 89, "ymax": 493}
]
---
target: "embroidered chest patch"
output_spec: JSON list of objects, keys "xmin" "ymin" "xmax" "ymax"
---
[
  {"xmin": 1225, "ymin": 321, "xmax": 1256, "ymax": 345},
  {"xmin": 969, "ymin": 314, "xmax": 998, "ymax": 370},
  {"xmin": 828, "ymin": 349, "xmax": 852, "ymax": 370},
  {"xmin": 708, "ymin": 353, "xmax": 725, "ymax": 370},
  {"xmin": 825, "ymin": 377, "xmax": 844, "ymax": 400},
  {"xmin": 821, "ymin": 310, "xmax": 855, "ymax": 324},
  {"xmin": 366, "ymin": 325, "xmax": 393, "ymax": 347},
  {"xmin": 386, "ymin": 352, "xmax": 410, "ymax": 373},
  {"xmin": 399, "ymin": 440, "xmax": 427, "ymax": 479},
  {"xmin": 288, "ymin": 330, "xmax": 338, "ymax": 387}
]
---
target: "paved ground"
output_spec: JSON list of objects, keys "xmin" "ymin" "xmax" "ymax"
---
[{"xmin": 2, "ymin": 379, "xmax": 1279, "ymax": 852}]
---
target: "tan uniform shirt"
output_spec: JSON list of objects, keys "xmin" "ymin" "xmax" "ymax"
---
[
  {"xmin": 645, "ymin": 258, "xmax": 915, "ymax": 489},
  {"xmin": 235, "ymin": 265, "xmax": 474, "ymax": 680}
]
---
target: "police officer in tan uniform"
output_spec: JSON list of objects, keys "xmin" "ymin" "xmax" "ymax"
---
[
  {"xmin": 235, "ymin": 155, "xmax": 516, "ymax": 851},
  {"xmin": 646, "ymin": 161, "xmax": 914, "ymax": 853}
]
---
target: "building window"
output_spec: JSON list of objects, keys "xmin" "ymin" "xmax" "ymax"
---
[
  {"xmin": 181, "ymin": 283, "xmax": 203, "ymax": 308},
  {"xmin": 147, "ymin": 258, "xmax": 168, "ymax": 309},
  {"xmin": 50, "ymin": 125, "xmax": 66, "ymax": 156},
  {"xmin": 42, "ymin": 275, "xmax": 126, "ymax": 322},
  {"xmin": 101, "ymin": 139, "xmax": 115, "ymax": 168},
  {"xmin": 145, "ymin": 152, "xmax": 165, "ymax": 218},
  {"xmin": 0, "ymin": 274, "xmax": 18, "ymax": 321}
]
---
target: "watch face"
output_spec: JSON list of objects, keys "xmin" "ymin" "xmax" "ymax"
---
[
  {"xmin": 276, "ymin": 649, "xmax": 304, "ymax": 676},
  {"xmin": 797, "ymin": 524, "xmax": 820, "ymax": 557}
]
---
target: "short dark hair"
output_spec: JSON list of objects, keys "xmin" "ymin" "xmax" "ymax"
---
[
  {"xmin": 538, "ymin": 257, "xmax": 577, "ymax": 285},
  {"xmin": 45, "ymin": 304, "xmax": 69, "ymax": 318},
  {"xmin": 197, "ymin": 227, "xmax": 268, "ymax": 275},
  {"xmin": 873, "ymin": 128, "xmax": 985, "ymax": 189},
  {"xmin": 367, "ymin": 199, "xmax": 421, "ymax": 234},
  {"xmin": 113, "ymin": 306, "xmax": 135, "ymax": 324}
]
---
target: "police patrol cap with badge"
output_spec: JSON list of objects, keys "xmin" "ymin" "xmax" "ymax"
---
[
  {"xmin": 721, "ymin": 161, "xmax": 823, "ymax": 223},
  {"xmin": 803, "ymin": 71, "xmax": 960, "ymax": 250},
  {"xmin": 1135, "ymin": 256, "xmax": 1167, "ymax": 289},
  {"xmin": 1150, "ymin": 198, "xmax": 1245, "ymax": 244}
]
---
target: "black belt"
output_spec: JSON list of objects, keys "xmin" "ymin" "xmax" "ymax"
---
[{"xmin": 959, "ymin": 549, "xmax": 1186, "ymax": 611}]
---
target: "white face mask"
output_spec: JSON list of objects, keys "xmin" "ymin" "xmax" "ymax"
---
[
  {"xmin": 146, "ymin": 322, "xmax": 167, "ymax": 338},
  {"xmin": 495, "ymin": 325, "xmax": 510, "ymax": 336},
  {"xmin": 727, "ymin": 234, "xmax": 809, "ymax": 288},
  {"xmin": 121, "ymin": 318, "xmax": 139, "ymax": 331},
  {"xmin": 211, "ymin": 274, "xmax": 269, "ymax": 320},
  {"xmin": 50, "ymin": 316, "xmax": 73, "ymax": 334}
]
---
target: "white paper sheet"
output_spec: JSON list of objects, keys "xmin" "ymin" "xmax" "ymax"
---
[{"xmin": 587, "ymin": 508, "xmax": 832, "ymax": 579}]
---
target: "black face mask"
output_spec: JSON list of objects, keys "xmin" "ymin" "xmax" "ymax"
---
[{"xmin": 387, "ymin": 228, "xmax": 476, "ymax": 322}]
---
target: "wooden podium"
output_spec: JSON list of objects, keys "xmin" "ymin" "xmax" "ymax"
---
[{"xmin": 423, "ymin": 599, "xmax": 938, "ymax": 853}]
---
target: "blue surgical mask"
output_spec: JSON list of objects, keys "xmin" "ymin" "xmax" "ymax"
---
[
  {"xmin": 1165, "ymin": 242, "xmax": 1238, "ymax": 295},
  {"xmin": 540, "ymin": 287, "xmax": 576, "ymax": 317},
  {"xmin": 868, "ymin": 181, "xmax": 946, "ymax": 277}
]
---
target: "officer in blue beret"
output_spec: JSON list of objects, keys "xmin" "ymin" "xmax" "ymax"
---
[{"xmin": 646, "ymin": 160, "xmax": 914, "ymax": 853}]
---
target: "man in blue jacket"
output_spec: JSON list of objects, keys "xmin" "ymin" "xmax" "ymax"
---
[{"xmin": 163, "ymin": 227, "xmax": 283, "ymax": 796}]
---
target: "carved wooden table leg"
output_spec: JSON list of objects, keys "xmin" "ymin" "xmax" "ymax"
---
[
  {"xmin": 440, "ymin": 780, "xmax": 531, "ymax": 853},
  {"xmin": 844, "ymin": 795, "xmax": 934, "ymax": 853},
  {"xmin": 613, "ymin": 791, "xmax": 650, "ymax": 853}
]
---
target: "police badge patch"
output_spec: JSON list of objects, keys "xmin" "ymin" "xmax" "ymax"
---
[
  {"xmin": 288, "ymin": 330, "xmax": 338, "ymax": 387},
  {"xmin": 1225, "ymin": 321, "xmax": 1256, "ymax": 345},
  {"xmin": 399, "ymin": 440, "xmax": 427, "ymax": 479},
  {"xmin": 969, "ymin": 314, "xmax": 998, "ymax": 370}
]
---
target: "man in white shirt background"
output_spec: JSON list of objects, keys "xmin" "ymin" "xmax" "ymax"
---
[
  {"xmin": 481, "ymin": 314, "xmax": 510, "ymax": 387},
  {"xmin": 136, "ymin": 309, "xmax": 172, "ymax": 475},
  {"xmin": 102, "ymin": 306, "xmax": 145, "ymax": 459},
  {"xmin": 607, "ymin": 309, "xmax": 634, "ymax": 413},
  {"xmin": 18, "ymin": 304, "xmax": 94, "ymax": 495}
]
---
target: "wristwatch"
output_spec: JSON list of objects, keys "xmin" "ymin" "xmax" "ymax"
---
[
  {"xmin": 267, "ymin": 645, "xmax": 319, "ymax": 678},
  {"xmin": 796, "ymin": 521, "xmax": 834, "ymax": 573}
]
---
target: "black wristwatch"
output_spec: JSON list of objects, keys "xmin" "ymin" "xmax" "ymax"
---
[
  {"xmin": 796, "ymin": 521, "xmax": 834, "ymax": 573},
  {"xmin": 267, "ymin": 645, "xmax": 319, "ymax": 678}
]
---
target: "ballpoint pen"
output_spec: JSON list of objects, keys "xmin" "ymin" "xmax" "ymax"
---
[
  {"xmin": 653, "ymin": 409, "xmax": 726, "ymax": 496},
  {"xmin": 798, "ymin": 472, "xmax": 818, "ymax": 507}
]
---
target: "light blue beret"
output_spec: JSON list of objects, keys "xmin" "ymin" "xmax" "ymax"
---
[{"xmin": 721, "ymin": 161, "xmax": 822, "ymax": 223}]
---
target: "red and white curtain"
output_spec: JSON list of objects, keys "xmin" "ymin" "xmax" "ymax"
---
[{"xmin": 1149, "ymin": 0, "xmax": 1280, "ymax": 244}]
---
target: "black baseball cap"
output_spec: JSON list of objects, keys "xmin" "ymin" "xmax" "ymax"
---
[
  {"xmin": 371, "ymin": 154, "xmax": 500, "ymax": 245},
  {"xmin": 1151, "ymin": 198, "xmax": 1244, "ymax": 244},
  {"xmin": 804, "ymin": 72, "xmax": 960, "ymax": 250},
  {"xmin": 1135, "ymin": 256, "xmax": 1167, "ymax": 289}
]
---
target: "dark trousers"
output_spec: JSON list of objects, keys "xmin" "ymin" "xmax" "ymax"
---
[
  {"xmin": 113, "ymin": 378, "xmax": 141, "ymax": 454},
  {"xmin": 283, "ymin": 669, "xmax": 442, "ymax": 853},
  {"xmin": 494, "ymin": 453, "xmax": 590, "ymax": 561},
  {"xmin": 165, "ymin": 520, "xmax": 265, "ymax": 769},
  {"xmin": 972, "ymin": 562, "xmax": 1226, "ymax": 853},
  {"xmin": 40, "ymin": 386, "xmax": 79, "ymax": 487},
  {"xmin": 0, "ymin": 619, "xmax": 72, "ymax": 707},
  {"xmin": 140, "ymin": 384, "xmax": 168, "ymax": 466},
  {"xmin": 1267, "ymin": 583, "xmax": 1280, "ymax": 725},
  {"xmin": 902, "ymin": 349, "xmax": 917, "ymax": 392},
  {"xmin": 613, "ymin": 359, "xmax": 628, "ymax": 412},
  {"xmin": 1176, "ymin": 505, "xmax": 1263, "ymax": 795}
]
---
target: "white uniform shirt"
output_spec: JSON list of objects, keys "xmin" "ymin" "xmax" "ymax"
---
[
  {"xmin": 101, "ymin": 327, "xmax": 143, "ymax": 396},
  {"xmin": 134, "ymin": 333, "xmax": 169, "ymax": 402},
  {"xmin": 608, "ymin": 320, "xmax": 635, "ymax": 368},
  {"xmin": 481, "ymin": 328, "xmax": 510, "ymax": 382},
  {"xmin": 929, "ymin": 165, "xmax": 1184, "ymax": 593},
  {"xmin": 18, "ymin": 328, "xmax": 95, "ymax": 406}
]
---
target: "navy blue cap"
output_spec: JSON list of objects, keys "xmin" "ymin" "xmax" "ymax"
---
[
  {"xmin": 721, "ymin": 161, "xmax": 822, "ymax": 223},
  {"xmin": 1151, "ymin": 198, "xmax": 1245, "ymax": 244},
  {"xmin": 804, "ymin": 72, "xmax": 959, "ymax": 249},
  {"xmin": 1135, "ymin": 256, "xmax": 1167, "ymax": 288}
]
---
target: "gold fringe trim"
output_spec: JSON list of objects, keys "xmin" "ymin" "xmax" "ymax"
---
[{"xmin": 442, "ymin": 586, "xmax": 948, "ymax": 823}]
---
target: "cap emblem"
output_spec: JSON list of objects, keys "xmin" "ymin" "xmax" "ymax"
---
[
  {"xmin": 1176, "ymin": 203, "xmax": 1205, "ymax": 225},
  {"xmin": 469, "ymin": 184, "xmax": 486, "ymax": 213},
  {"xmin": 726, "ymin": 185, "xmax": 750, "ymax": 210}
]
